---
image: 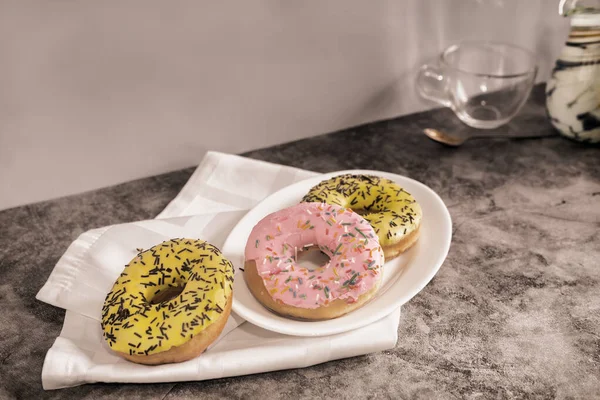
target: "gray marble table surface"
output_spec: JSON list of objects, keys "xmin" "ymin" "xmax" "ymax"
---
[{"xmin": 1, "ymin": 86, "xmax": 599, "ymax": 399}]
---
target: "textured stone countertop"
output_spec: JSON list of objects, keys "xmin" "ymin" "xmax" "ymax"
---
[{"xmin": 1, "ymin": 86, "xmax": 599, "ymax": 399}]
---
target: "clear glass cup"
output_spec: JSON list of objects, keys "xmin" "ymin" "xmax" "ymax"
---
[{"xmin": 417, "ymin": 41, "xmax": 538, "ymax": 129}]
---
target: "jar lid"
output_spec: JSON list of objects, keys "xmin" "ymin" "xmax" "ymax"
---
[{"xmin": 571, "ymin": 12, "xmax": 600, "ymax": 26}]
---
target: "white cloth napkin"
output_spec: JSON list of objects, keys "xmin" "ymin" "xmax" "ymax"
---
[{"xmin": 36, "ymin": 151, "xmax": 401, "ymax": 390}]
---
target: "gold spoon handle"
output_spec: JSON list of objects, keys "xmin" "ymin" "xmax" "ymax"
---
[{"xmin": 469, "ymin": 131, "xmax": 558, "ymax": 140}]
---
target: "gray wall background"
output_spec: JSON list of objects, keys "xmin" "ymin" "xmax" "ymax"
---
[{"xmin": 0, "ymin": 1, "xmax": 569, "ymax": 210}]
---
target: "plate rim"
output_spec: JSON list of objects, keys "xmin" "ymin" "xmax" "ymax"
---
[{"xmin": 222, "ymin": 169, "xmax": 452, "ymax": 336}]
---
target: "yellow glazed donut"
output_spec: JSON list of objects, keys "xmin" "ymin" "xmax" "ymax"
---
[
  {"xmin": 301, "ymin": 174, "xmax": 422, "ymax": 260},
  {"xmin": 101, "ymin": 238, "xmax": 234, "ymax": 365}
]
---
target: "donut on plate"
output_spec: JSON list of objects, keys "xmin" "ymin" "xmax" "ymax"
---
[
  {"xmin": 101, "ymin": 238, "xmax": 234, "ymax": 365},
  {"xmin": 244, "ymin": 202, "xmax": 384, "ymax": 320},
  {"xmin": 301, "ymin": 174, "xmax": 422, "ymax": 260}
]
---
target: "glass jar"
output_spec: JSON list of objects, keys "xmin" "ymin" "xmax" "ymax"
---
[{"xmin": 546, "ymin": 0, "xmax": 600, "ymax": 143}]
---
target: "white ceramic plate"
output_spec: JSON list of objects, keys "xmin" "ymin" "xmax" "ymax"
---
[{"xmin": 221, "ymin": 170, "xmax": 452, "ymax": 336}]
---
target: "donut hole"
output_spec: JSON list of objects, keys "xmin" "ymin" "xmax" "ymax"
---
[
  {"xmin": 150, "ymin": 284, "xmax": 186, "ymax": 304},
  {"xmin": 352, "ymin": 208, "xmax": 370, "ymax": 216},
  {"xmin": 295, "ymin": 247, "xmax": 330, "ymax": 271}
]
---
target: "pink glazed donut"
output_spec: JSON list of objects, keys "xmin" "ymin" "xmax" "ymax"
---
[{"xmin": 244, "ymin": 202, "xmax": 384, "ymax": 320}]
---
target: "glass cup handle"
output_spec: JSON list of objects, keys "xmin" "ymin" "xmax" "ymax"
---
[{"xmin": 416, "ymin": 64, "xmax": 451, "ymax": 107}]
